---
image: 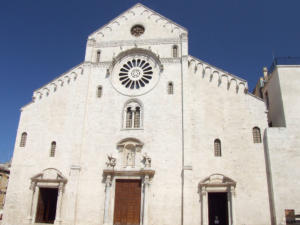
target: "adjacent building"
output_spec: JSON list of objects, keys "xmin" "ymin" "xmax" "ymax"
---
[
  {"xmin": 0, "ymin": 162, "xmax": 10, "ymax": 221},
  {"xmin": 2, "ymin": 4, "xmax": 300, "ymax": 225}
]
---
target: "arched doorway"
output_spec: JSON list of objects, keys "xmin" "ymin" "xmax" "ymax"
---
[{"xmin": 198, "ymin": 174, "xmax": 236, "ymax": 225}]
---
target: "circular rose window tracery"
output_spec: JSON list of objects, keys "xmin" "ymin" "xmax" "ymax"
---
[
  {"xmin": 110, "ymin": 50, "xmax": 161, "ymax": 96},
  {"xmin": 119, "ymin": 59, "xmax": 153, "ymax": 89}
]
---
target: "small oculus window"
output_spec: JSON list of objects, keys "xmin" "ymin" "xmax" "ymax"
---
[{"xmin": 131, "ymin": 25, "xmax": 145, "ymax": 37}]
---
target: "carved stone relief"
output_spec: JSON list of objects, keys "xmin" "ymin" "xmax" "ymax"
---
[{"xmin": 117, "ymin": 138, "xmax": 143, "ymax": 168}]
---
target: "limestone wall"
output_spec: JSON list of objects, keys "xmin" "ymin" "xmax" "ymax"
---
[
  {"xmin": 183, "ymin": 56, "xmax": 271, "ymax": 225},
  {"xmin": 264, "ymin": 127, "xmax": 300, "ymax": 225}
]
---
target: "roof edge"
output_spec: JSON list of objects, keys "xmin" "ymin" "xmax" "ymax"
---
[{"xmin": 88, "ymin": 3, "xmax": 188, "ymax": 38}]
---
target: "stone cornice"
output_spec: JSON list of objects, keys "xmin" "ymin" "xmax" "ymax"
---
[
  {"xmin": 103, "ymin": 169, "xmax": 155, "ymax": 178},
  {"xmin": 96, "ymin": 38, "xmax": 181, "ymax": 48},
  {"xmin": 29, "ymin": 63, "xmax": 85, "ymax": 104},
  {"xmin": 188, "ymin": 55, "xmax": 249, "ymax": 94}
]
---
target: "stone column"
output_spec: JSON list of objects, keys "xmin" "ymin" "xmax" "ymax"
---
[
  {"xmin": 26, "ymin": 182, "xmax": 36, "ymax": 224},
  {"xmin": 230, "ymin": 186, "xmax": 236, "ymax": 225},
  {"xmin": 202, "ymin": 188, "xmax": 209, "ymax": 225},
  {"xmin": 103, "ymin": 175, "xmax": 112, "ymax": 225},
  {"xmin": 227, "ymin": 191, "xmax": 232, "ymax": 225},
  {"xmin": 54, "ymin": 182, "xmax": 64, "ymax": 225},
  {"xmin": 143, "ymin": 175, "xmax": 150, "ymax": 225}
]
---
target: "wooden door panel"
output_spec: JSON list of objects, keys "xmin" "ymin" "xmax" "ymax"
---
[{"xmin": 114, "ymin": 180, "xmax": 141, "ymax": 225}]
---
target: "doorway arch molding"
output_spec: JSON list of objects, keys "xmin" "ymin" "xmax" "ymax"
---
[
  {"xmin": 198, "ymin": 174, "xmax": 236, "ymax": 225},
  {"xmin": 27, "ymin": 168, "xmax": 67, "ymax": 225}
]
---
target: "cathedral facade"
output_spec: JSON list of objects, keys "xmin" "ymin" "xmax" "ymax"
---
[{"xmin": 3, "ymin": 3, "xmax": 300, "ymax": 225}]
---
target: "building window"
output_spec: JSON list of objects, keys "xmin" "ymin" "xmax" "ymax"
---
[
  {"xmin": 131, "ymin": 24, "xmax": 145, "ymax": 37},
  {"xmin": 20, "ymin": 132, "xmax": 27, "ymax": 147},
  {"xmin": 214, "ymin": 139, "xmax": 221, "ymax": 157},
  {"xmin": 96, "ymin": 50, "xmax": 101, "ymax": 63},
  {"xmin": 134, "ymin": 107, "xmax": 141, "ymax": 128},
  {"xmin": 50, "ymin": 141, "xmax": 56, "ymax": 157},
  {"xmin": 252, "ymin": 127, "xmax": 261, "ymax": 143},
  {"xmin": 172, "ymin": 45, "xmax": 178, "ymax": 58},
  {"xmin": 97, "ymin": 86, "xmax": 102, "ymax": 98},
  {"xmin": 126, "ymin": 107, "xmax": 133, "ymax": 128},
  {"xmin": 168, "ymin": 82, "xmax": 174, "ymax": 95},
  {"xmin": 124, "ymin": 100, "xmax": 143, "ymax": 129}
]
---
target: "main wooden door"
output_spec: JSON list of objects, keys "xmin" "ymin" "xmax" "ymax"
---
[{"xmin": 113, "ymin": 179, "xmax": 141, "ymax": 225}]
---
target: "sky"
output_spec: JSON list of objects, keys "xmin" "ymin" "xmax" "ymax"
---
[{"xmin": 0, "ymin": 0, "xmax": 300, "ymax": 163}]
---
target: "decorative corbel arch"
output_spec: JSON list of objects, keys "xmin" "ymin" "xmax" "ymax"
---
[
  {"xmin": 64, "ymin": 75, "xmax": 70, "ymax": 84},
  {"xmin": 188, "ymin": 59, "xmax": 195, "ymax": 68},
  {"xmin": 43, "ymin": 88, "xmax": 50, "ymax": 96},
  {"xmin": 58, "ymin": 79, "xmax": 64, "ymax": 87},
  {"xmin": 204, "ymin": 66, "xmax": 211, "ymax": 79},
  {"xmin": 228, "ymin": 79, "xmax": 237, "ymax": 92},
  {"xmin": 50, "ymin": 83, "xmax": 57, "ymax": 92},
  {"xmin": 210, "ymin": 71, "xmax": 219, "ymax": 83},
  {"xmin": 141, "ymin": 9, "xmax": 149, "ymax": 15},
  {"xmin": 71, "ymin": 72, "xmax": 78, "ymax": 81}
]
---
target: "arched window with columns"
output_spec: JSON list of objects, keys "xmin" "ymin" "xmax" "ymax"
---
[{"xmin": 123, "ymin": 99, "xmax": 143, "ymax": 129}]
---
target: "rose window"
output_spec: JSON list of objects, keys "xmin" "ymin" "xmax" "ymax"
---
[{"xmin": 119, "ymin": 59, "xmax": 153, "ymax": 89}]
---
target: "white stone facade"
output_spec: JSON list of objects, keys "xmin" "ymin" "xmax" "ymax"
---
[{"xmin": 2, "ymin": 3, "xmax": 300, "ymax": 225}]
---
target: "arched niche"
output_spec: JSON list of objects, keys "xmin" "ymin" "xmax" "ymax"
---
[{"xmin": 117, "ymin": 138, "xmax": 144, "ymax": 168}]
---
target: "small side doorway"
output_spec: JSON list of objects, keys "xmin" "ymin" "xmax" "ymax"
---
[
  {"xmin": 113, "ymin": 179, "xmax": 141, "ymax": 225},
  {"xmin": 35, "ymin": 188, "xmax": 58, "ymax": 224},
  {"xmin": 208, "ymin": 192, "xmax": 228, "ymax": 225}
]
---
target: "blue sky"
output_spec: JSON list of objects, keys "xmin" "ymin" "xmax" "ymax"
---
[{"xmin": 1, "ymin": 0, "xmax": 300, "ymax": 163}]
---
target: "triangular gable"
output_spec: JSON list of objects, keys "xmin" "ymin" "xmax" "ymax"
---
[{"xmin": 88, "ymin": 3, "xmax": 187, "ymax": 40}]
